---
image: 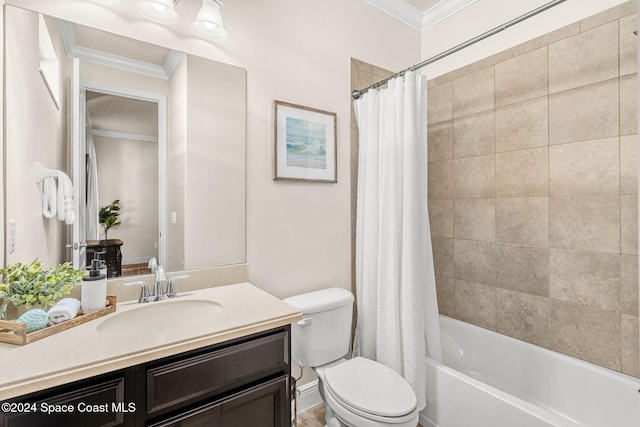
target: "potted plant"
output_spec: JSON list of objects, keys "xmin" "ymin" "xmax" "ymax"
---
[
  {"xmin": 0, "ymin": 259, "xmax": 86, "ymax": 319},
  {"xmin": 99, "ymin": 199, "xmax": 122, "ymax": 241}
]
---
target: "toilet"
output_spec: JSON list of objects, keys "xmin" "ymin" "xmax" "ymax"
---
[{"xmin": 283, "ymin": 288, "xmax": 419, "ymax": 427}]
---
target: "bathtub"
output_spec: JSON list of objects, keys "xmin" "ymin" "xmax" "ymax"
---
[{"xmin": 420, "ymin": 316, "xmax": 640, "ymax": 427}]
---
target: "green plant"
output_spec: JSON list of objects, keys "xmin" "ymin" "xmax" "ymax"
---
[
  {"xmin": 99, "ymin": 199, "xmax": 122, "ymax": 240},
  {"xmin": 0, "ymin": 259, "xmax": 86, "ymax": 319}
]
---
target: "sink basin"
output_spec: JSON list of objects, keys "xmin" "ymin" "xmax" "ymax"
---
[{"xmin": 97, "ymin": 299, "xmax": 223, "ymax": 336}]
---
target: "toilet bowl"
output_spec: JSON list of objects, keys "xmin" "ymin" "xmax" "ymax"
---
[
  {"xmin": 283, "ymin": 288, "xmax": 419, "ymax": 427},
  {"xmin": 317, "ymin": 357, "xmax": 419, "ymax": 427}
]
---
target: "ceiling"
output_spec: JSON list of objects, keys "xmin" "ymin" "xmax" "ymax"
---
[{"xmin": 359, "ymin": 0, "xmax": 479, "ymax": 31}]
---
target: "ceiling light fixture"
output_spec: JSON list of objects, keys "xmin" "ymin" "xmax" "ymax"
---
[
  {"xmin": 92, "ymin": 0, "xmax": 121, "ymax": 5},
  {"xmin": 191, "ymin": 0, "xmax": 227, "ymax": 41},
  {"xmin": 136, "ymin": 0, "xmax": 179, "ymax": 24}
]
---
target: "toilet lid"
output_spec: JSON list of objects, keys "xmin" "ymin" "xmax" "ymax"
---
[{"xmin": 324, "ymin": 357, "xmax": 417, "ymax": 418}]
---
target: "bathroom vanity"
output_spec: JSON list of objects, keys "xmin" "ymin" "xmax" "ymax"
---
[{"xmin": 0, "ymin": 283, "xmax": 301, "ymax": 427}]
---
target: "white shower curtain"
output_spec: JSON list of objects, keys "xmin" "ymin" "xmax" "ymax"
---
[
  {"xmin": 354, "ymin": 71, "xmax": 442, "ymax": 411},
  {"xmin": 86, "ymin": 131, "xmax": 100, "ymax": 241}
]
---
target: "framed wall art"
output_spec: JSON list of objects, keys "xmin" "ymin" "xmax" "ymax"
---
[{"xmin": 273, "ymin": 100, "xmax": 337, "ymax": 183}]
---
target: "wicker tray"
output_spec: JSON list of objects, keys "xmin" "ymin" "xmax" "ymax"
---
[{"xmin": 0, "ymin": 295, "xmax": 116, "ymax": 346}]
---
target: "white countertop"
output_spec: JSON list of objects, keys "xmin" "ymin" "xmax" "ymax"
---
[{"xmin": 0, "ymin": 282, "xmax": 301, "ymax": 400}]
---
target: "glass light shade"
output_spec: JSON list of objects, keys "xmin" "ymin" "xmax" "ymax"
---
[
  {"xmin": 191, "ymin": 0, "xmax": 227, "ymax": 41},
  {"xmin": 92, "ymin": 0, "xmax": 122, "ymax": 4},
  {"xmin": 136, "ymin": 0, "xmax": 179, "ymax": 24}
]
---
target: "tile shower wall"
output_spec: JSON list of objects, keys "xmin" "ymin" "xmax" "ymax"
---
[{"xmin": 427, "ymin": 2, "xmax": 639, "ymax": 377}]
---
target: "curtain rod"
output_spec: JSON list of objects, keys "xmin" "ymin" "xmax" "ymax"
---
[{"xmin": 352, "ymin": 0, "xmax": 568, "ymax": 100}]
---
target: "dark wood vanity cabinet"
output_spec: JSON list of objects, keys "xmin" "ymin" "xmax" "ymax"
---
[{"xmin": 0, "ymin": 326, "xmax": 291, "ymax": 427}]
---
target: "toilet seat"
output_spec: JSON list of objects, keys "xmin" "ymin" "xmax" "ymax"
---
[{"xmin": 322, "ymin": 357, "xmax": 418, "ymax": 425}]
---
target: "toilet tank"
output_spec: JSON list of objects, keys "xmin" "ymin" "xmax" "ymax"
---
[{"xmin": 283, "ymin": 288, "xmax": 354, "ymax": 368}]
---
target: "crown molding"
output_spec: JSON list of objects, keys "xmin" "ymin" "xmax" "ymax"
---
[
  {"xmin": 360, "ymin": 0, "xmax": 424, "ymax": 31},
  {"xmin": 421, "ymin": 0, "xmax": 479, "ymax": 30},
  {"xmin": 59, "ymin": 20, "xmax": 183, "ymax": 80},
  {"xmin": 359, "ymin": 0, "xmax": 478, "ymax": 32}
]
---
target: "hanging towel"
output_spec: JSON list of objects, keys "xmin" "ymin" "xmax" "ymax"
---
[
  {"xmin": 42, "ymin": 177, "xmax": 57, "ymax": 219},
  {"xmin": 55, "ymin": 171, "xmax": 75, "ymax": 225},
  {"xmin": 46, "ymin": 298, "xmax": 81, "ymax": 325}
]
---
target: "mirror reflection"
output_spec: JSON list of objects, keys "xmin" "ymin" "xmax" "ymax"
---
[
  {"xmin": 85, "ymin": 91, "xmax": 159, "ymax": 277},
  {"xmin": 4, "ymin": 5, "xmax": 247, "ymax": 277}
]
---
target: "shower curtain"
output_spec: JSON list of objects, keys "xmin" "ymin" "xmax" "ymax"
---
[
  {"xmin": 354, "ymin": 71, "xmax": 442, "ymax": 411},
  {"xmin": 86, "ymin": 131, "xmax": 100, "ymax": 241}
]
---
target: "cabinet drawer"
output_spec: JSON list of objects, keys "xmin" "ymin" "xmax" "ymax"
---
[
  {"xmin": 147, "ymin": 330, "xmax": 287, "ymax": 414},
  {"xmin": 148, "ymin": 375, "xmax": 289, "ymax": 427},
  {"xmin": 1, "ymin": 377, "xmax": 126, "ymax": 427}
]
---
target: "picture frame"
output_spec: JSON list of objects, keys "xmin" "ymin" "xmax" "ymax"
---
[{"xmin": 273, "ymin": 100, "xmax": 337, "ymax": 183}]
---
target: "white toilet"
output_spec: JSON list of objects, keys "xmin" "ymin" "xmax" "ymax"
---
[{"xmin": 284, "ymin": 288, "xmax": 419, "ymax": 427}]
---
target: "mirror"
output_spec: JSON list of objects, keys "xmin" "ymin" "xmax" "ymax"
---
[{"xmin": 4, "ymin": 4, "xmax": 247, "ymax": 277}]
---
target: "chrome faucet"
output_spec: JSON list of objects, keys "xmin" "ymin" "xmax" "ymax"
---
[
  {"xmin": 166, "ymin": 275, "xmax": 189, "ymax": 299},
  {"xmin": 124, "ymin": 258, "xmax": 189, "ymax": 303},
  {"xmin": 123, "ymin": 280, "xmax": 154, "ymax": 303},
  {"xmin": 152, "ymin": 265, "xmax": 168, "ymax": 301}
]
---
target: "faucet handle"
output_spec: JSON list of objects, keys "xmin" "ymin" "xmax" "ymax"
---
[
  {"xmin": 166, "ymin": 275, "xmax": 189, "ymax": 299},
  {"xmin": 123, "ymin": 280, "xmax": 151, "ymax": 303}
]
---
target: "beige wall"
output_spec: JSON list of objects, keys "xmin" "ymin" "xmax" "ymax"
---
[
  {"xmin": 427, "ymin": 2, "xmax": 638, "ymax": 377},
  {"xmin": 183, "ymin": 55, "xmax": 246, "ymax": 270}
]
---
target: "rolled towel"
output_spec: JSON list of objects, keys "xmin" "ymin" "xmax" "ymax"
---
[{"xmin": 47, "ymin": 298, "xmax": 81, "ymax": 326}]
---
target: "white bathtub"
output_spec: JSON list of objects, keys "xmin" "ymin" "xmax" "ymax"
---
[{"xmin": 420, "ymin": 316, "xmax": 640, "ymax": 427}]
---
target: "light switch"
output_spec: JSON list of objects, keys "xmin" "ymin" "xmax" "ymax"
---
[{"xmin": 171, "ymin": 211, "xmax": 177, "ymax": 224}]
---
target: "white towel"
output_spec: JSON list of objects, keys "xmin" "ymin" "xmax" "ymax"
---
[
  {"xmin": 55, "ymin": 171, "xmax": 75, "ymax": 225},
  {"xmin": 42, "ymin": 177, "xmax": 57, "ymax": 219},
  {"xmin": 47, "ymin": 298, "xmax": 81, "ymax": 325}
]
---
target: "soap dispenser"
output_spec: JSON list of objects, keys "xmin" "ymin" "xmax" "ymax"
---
[{"xmin": 81, "ymin": 257, "xmax": 107, "ymax": 314}]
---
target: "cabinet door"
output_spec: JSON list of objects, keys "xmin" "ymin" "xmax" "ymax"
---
[
  {"xmin": 0, "ymin": 377, "xmax": 128, "ymax": 427},
  {"xmin": 149, "ymin": 375, "xmax": 289, "ymax": 427}
]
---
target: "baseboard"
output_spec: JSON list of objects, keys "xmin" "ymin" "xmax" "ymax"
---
[
  {"xmin": 295, "ymin": 379, "xmax": 322, "ymax": 413},
  {"xmin": 419, "ymin": 412, "xmax": 436, "ymax": 427}
]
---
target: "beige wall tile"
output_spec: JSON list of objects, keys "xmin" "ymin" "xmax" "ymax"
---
[
  {"xmin": 454, "ymin": 279, "xmax": 496, "ymax": 330},
  {"xmin": 436, "ymin": 275, "xmax": 456, "ymax": 317},
  {"xmin": 453, "ymin": 111, "xmax": 495, "ymax": 158},
  {"xmin": 452, "ymin": 67, "xmax": 494, "ymax": 118},
  {"xmin": 620, "ymin": 135, "xmax": 638, "ymax": 194},
  {"xmin": 621, "ymin": 255, "xmax": 639, "ymax": 316},
  {"xmin": 454, "ymin": 198, "xmax": 495, "ymax": 242},
  {"xmin": 550, "ymin": 300, "xmax": 621, "ymax": 370},
  {"xmin": 549, "ymin": 138, "xmax": 620, "ymax": 196},
  {"xmin": 454, "ymin": 239, "xmax": 496, "ymax": 286},
  {"xmin": 580, "ymin": 2, "xmax": 636, "ymax": 31},
  {"xmin": 428, "ymin": 81, "xmax": 453, "ymax": 124},
  {"xmin": 428, "ymin": 159, "xmax": 453, "ymax": 199},
  {"xmin": 453, "ymin": 155, "xmax": 495, "ymax": 198},
  {"xmin": 432, "ymin": 237, "xmax": 454, "ymax": 278},
  {"xmin": 550, "ymin": 249, "xmax": 620, "ymax": 312},
  {"xmin": 549, "ymin": 196, "xmax": 620, "ymax": 253},
  {"xmin": 428, "ymin": 199, "xmax": 453, "ymax": 238},
  {"xmin": 495, "ymin": 97, "xmax": 548, "ymax": 153},
  {"xmin": 622, "ymin": 315, "xmax": 639, "ymax": 377},
  {"xmin": 497, "ymin": 289, "xmax": 550, "ymax": 348},
  {"xmin": 620, "ymin": 74, "xmax": 637, "ymax": 136},
  {"xmin": 428, "ymin": 121, "xmax": 453, "ymax": 162},
  {"xmin": 496, "ymin": 147, "xmax": 548, "ymax": 197},
  {"xmin": 496, "ymin": 197, "xmax": 549, "ymax": 248},
  {"xmin": 548, "ymin": 21, "xmax": 619, "ymax": 94},
  {"xmin": 495, "ymin": 47, "xmax": 548, "ymax": 107},
  {"xmin": 496, "ymin": 244, "xmax": 549, "ymax": 297},
  {"xmin": 621, "ymin": 195, "xmax": 638, "ymax": 255},
  {"xmin": 549, "ymin": 79, "xmax": 619, "ymax": 145},
  {"xmin": 620, "ymin": 14, "xmax": 638, "ymax": 76}
]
